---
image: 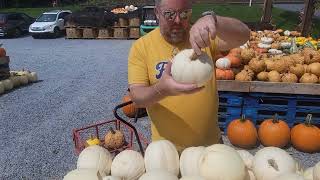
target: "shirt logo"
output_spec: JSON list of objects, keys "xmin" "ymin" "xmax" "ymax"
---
[{"xmin": 155, "ymin": 61, "xmax": 168, "ymax": 79}]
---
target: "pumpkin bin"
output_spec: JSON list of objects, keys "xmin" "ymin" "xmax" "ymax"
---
[{"xmin": 227, "ymin": 115, "xmax": 258, "ymax": 149}]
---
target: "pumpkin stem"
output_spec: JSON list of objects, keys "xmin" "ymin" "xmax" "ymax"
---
[
  {"xmin": 190, "ymin": 51, "xmax": 198, "ymax": 60},
  {"xmin": 268, "ymin": 159, "xmax": 279, "ymax": 171},
  {"xmin": 240, "ymin": 114, "xmax": 246, "ymax": 122},
  {"xmin": 109, "ymin": 127, "xmax": 115, "ymax": 134},
  {"xmin": 305, "ymin": 114, "xmax": 313, "ymax": 126},
  {"xmin": 90, "ymin": 134, "xmax": 94, "ymax": 140},
  {"xmin": 272, "ymin": 113, "xmax": 279, "ymax": 123}
]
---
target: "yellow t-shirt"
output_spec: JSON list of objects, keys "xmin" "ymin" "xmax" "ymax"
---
[{"xmin": 128, "ymin": 28, "xmax": 221, "ymax": 151}]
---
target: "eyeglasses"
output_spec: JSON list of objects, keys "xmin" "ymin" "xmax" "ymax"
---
[{"xmin": 160, "ymin": 9, "xmax": 192, "ymax": 21}]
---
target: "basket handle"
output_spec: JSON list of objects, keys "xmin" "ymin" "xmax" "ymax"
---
[{"xmin": 113, "ymin": 101, "xmax": 145, "ymax": 156}]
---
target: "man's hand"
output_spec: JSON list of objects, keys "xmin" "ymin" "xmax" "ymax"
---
[
  {"xmin": 156, "ymin": 61, "xmax": 203, "ymax": 96},
  {"xmin": 189, "ymin": 15, "xmax": 217, "ymax": 55}
]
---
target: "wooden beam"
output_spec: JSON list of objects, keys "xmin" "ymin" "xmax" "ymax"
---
[
  {"xmin": 300, "ymin": 0, "xmax": 316, "ymax": 37},
  {"xmin": 261, "ymin": 0, "xmax": 273, "ymax": 23}
]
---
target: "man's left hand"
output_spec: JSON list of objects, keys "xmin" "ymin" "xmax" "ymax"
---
[{"xmin": 189, "ymin": 15, "xmax": 217, "ymax": 55}]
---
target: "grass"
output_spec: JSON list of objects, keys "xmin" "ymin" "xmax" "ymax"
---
[{"xmin": 1, "ymin": 3, "xmax": 319, "ymax": 37}]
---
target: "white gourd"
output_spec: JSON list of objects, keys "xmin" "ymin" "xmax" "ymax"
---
[
  {"xmin": 179, "ymin": 176, "xmax": 206, "ymax": 180},
  {"xmin": 77, "ymin": 145, "xmax": 112, "ymax": 177},
  {"xmin": 63, "ymin": 169, "xmax": 102, "ymax": 180},
  {"xmin": 284, "ymin": 30, "xmax": 291, "ymax": 36},
  {"xmin": 180, "ymin": 146, "xmax": 205, "ymax": 177},
  {"xmin": 275, "ymin": 173, "xmax": 305, "ymax": 180},
  {"xmin": 304, "ymin": 167, "xmax": 314, "ymax": 180},
  {"xmin": 1, "ymin": 79, "xmax": 13, "ymax": 91},
  {"xmin": 237, "ymin": 150, "xmax": 254, "ymax": 170},
  {"xmin": 0, "ymin": 82, "xmax": 4, "ymax": 94},
  {"xmin": 144, "ymin": 140, "xmax": 180, "ymax": 176},
  {"xmin": 280, "ymin": 42, "xmax": 291, "ymax": 49},
  {"xmin": 314, "ymin": 161, "xmax": 320, "ymax": 180},
  {"xmin": 171, "ymin": 49, "xmax": 213, "ymax": 87},
  {"xmin": 268, "ymin": 49, "xmax": 282, "ymax": 55},
  {"xmin": 261, "ymin": 37, "xmax": 273, "ymax": 44},
  {"xmin": 138, "ymin": 171, "xmax": 178, "ymax": 180},
  {"xmin": 258, "ymin": 43, "xmax": 271, "ymax": 49},
  {"xmin": 111, "ymin": 150, "xmax": 145, "ymax": 180},
  {"xmin": 199, "ymin": 144, "xmax": 246, "ymax": 180},
  {"xmin": 215, "ymin": 57, "xmax": 231, "ymax": 69},
  {"xmin": 103, "ymin": 176, "xmax": 124, "ymax": 180},
  {"xmin": 252, "ymin": 147, "xmax": 296, "ymax": 180}
]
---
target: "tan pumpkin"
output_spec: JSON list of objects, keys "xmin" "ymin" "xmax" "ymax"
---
[
  {"xmin": 258, "ymin": 114, "xmax": 290, "ymax": 148},
  {"xmin": 104, "ymin": 127, "xmax": 125, "ymax": 149},
  {"xmin": 227, "ymin": 115, "xmax": 258, "ymax": 149},
  {"xmin": 291, "ymin": 114, "xmax": 320, "ymax": 153}
]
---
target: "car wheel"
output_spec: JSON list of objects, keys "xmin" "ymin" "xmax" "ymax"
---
[
  {"xmin": 53, "ymin": 27, "xmax": 61, "ymax": 38},
  {"xmin": 13, "ymin": 28, "xmax": 22, "ymax": 38}
]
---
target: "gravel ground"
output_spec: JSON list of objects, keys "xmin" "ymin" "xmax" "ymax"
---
[{"xmin": 0, "ymin": 36, "xmax": 319, "ymax": 180}]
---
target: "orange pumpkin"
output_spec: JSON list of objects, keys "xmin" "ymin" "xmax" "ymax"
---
[
  {"xmin": 122, "ymin": 93, "xmax": 138, "ymax": 118},
  {"xmin": 291, "ymin": 114, "xmax": 320, "ymax": 153},
  {"xmin": 227, "ymin": 115, "xmax": 258, "ymax": 149},
  {"xmin": 226, "ymin": 54, "xmax": 242, "ymax": 67},
  {"xmin": 258, "ymin": 114, "xmax": 291, "ymax": 148},
  {"xmin": 0, "ymin": 44, "xmax": 6, "ymax": 57},
  {"xmin": 215, "ymin": 68, "xmax": 234, "ymax": 80}
]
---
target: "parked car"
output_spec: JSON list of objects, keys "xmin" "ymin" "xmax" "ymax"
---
[
  {"xmin": 29, "ymin": 10, "xmax": 72, "ymax": 38},
  {"xmin": 0, "ymin": 12, "xmax": 35, "ymax": 38}
]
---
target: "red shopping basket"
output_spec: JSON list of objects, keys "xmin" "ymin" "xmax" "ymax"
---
[{"xmin": 72, "ymin": 100, "xmax": 149, "ymax": 156}]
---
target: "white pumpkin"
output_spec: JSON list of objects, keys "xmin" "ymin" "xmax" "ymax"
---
[
  {"xmin": 9, "ymin": 76, "xmax": 20, "ymax": 87},
  {"xmin": 304, "ymin": 167, "xmax": 314, "ymax": 180},
  {"xmin": 179, "ymin": 175, "xmax": 206, "ymax": 180},
  {"xmin": 275, "ymin": 173, "xmax": 305, "ymax": 180},
  {"xmin": 180, "ymin": 146, "xmax": 205, "ymax": 177},
  {"xmin": 245, "ymin": 170, "xmax": 256, "ymax": 180},
  {"xmin": 314, "ymin": 161, "xmax": 320, "ymax": 180},
  {"xmin": 77, "ymin": 145, "xmax": 112, "ymax": 177},
  {"xmin": 261, "ymin": 37, "xmax": 273, "ymax": 44},
  {"xmin": 63, "ymin": 169, "xmax": 102, "ymax": 180},
  {"xmin": 30, "ymin": 72, "xmax": 38, "ymax": 82},
  {"xmin": 199, "ymin": 144, "xmax": 246, "ymax": 180},
  {"xmin": 111, "ymin": 150, "xmax": 145, "ymax": 180},
  {"xmin": 237, "ymin": 150, "xmax": 254, "ymax": 170},
  {"xmin": 18, "ymin": 75, "xmax": 28, "ymax": 85},
  {"xmin": 215, "ymin": 57, "xmax": 231, "ymax": 69},
  {"xmin": 1, "ymin": 79, "xmax": 13, "ymax": 91},
  {"xmin": 284, "ymin": 30, "xmax": 291, "ymax": 36},
  {"xmin": 268, "ymin": 49, "xmax": 282, "ymax": 55},
  {"xmin": 258, "ymin": 43, "xmax": 271, "ymax": 49},
  {"xmin": 138, "ymin": 171, "xmax": 178, "ymax": 180},
  {"xmin": 295, "ymin": 160, "xmax": 304, "ymax": 175},
  {"xmin": 103, "ymin": 176, "xmax": 123, "ymax": 180},
  {"xmin": 171, "ymin": 49, "xmax": 213, "ymax": 87},
  {"xmin": 280, "ymin": 42, "xmax": 291, "ymax": 49},
  {"xmin": 144, "ymin": 140, "xmax": 179, "ymax": 176},
  {"xmin": 0, "ymin": 81, "xmax": 4, "ymax": 94},
  {"xmin": 252, "ymin": 147, "xmax": 296, "ymax": 180}
]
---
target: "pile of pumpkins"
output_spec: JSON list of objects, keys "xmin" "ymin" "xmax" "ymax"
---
[
  {"xmin": 0, "ymin": 70, "xmax": 38, "ymax": 95},
  {"xmin": 64, "ymin": 139, "xmax": 320, "ymax": 180},
  {"xmin": 227, "ymin": 114, "xmax": 320, "ymax": 153},
  {"xmin": 215, "ymin": 29, "xmax": 320, "ymax": 83}
]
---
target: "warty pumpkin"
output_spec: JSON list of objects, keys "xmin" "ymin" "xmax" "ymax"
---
[
  {"xmin": 258, "ymin": 114, "xmax": 290, "ymax": 148},
  {"xmin": 104, "ymin": 127, "xmax": 125, "ymax": 149},
  {"xmin": 291, "ymin": 114, "xmax": 320, "ymax": 153},
  {"xmin": 227, "ymin": 115, "xmax": 258, "ymax": 149}
]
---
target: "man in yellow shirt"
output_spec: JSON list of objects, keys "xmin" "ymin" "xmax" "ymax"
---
[{"xmin": 128, "ymin": 0, "xmax": 250, "ymax": 151}]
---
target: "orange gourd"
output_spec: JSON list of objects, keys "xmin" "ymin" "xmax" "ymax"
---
[
  {"xmin": 215, "ymin": 69, "xmax": 234, "ymax": 80},
  {"xmin": 122, "ymin": 92, "xmax": 138, "ymax": 118},
  {"xmin": 227, "ymin": 115, "xmax": 258, "ymax": 149},
  {"xmin": 258, "ymin": 114, "xmax": 291, "ymax": 148},
  {"xmin": 291, "ymin": 114, "xmax": 320, "ymax": 153},
  {"xmin": 226, "ymin": 54, "xmax": 242, "ymax": 67},
  {"xmin": 0, "ymin": 44, "xmax": 6, "ymax": 57}
]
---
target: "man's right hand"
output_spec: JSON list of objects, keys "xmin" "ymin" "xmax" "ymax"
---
[{"xmin": 156, "ymin": 61, "xmax": 204, "ymax": 96}]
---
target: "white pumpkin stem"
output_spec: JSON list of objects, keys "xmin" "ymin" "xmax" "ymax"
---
[
  {"xmin": 190, "ymin": 51, "xmax": 198, "ymax": 60},
  {"xmin": 305, "ymin": 114, "xmax": 313, "ymax": 126},
  {"xmin": 268, "ymin": 159, "xmax": 279, "ymax": 171}
]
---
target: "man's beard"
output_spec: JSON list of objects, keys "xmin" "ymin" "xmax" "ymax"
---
[{"xmin": 169, "ymin": 28, "xmax": 186, "ymax": 44}]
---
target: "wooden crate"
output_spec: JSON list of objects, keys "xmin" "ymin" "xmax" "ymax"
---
[
  {"xmin": 129, "ymin": 28, "xmax": 140, "ymax": 39},
  {"xmin": 129, "ymin": 18, "xmax": 140, "ymax": 27},
  {"xmin": 66, "ymin": 28, "xmax": 82, "ymax": 39},
  {"xmin": 119, "ymin": 18, "xmax": 128, "ymax": 27},
  {"xmin": 113, "ymin": 27, "xmax": 128, "ymax": 38},
  {"xmin": 97, "ymin": 28, "xmax": 112, "ymax": 39},
  {"xmin": 82, "ymin": 28, "xmax": 98, "ymax": 39}
]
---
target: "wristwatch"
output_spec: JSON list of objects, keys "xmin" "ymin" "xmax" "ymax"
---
[{"xmin": 201, "ymin": 11, "xmax": 218, "ymax": 25}]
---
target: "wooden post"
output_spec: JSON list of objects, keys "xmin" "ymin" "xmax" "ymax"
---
[
  {"xmin": 261, "ymin": 0, "xmax": 273, "ymax": 23},
  {"xmin": 299, "ymin": 0, "xmax": 316, "ymax": 37}
]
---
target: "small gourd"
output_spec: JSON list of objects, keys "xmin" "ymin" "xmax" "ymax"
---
[
  {"xmin": 261, "ymin": 37, "xmax": 273, "ymax": 44},
  {"xmin": 215, "ymin": 57, "xmax": 231, "ymax": 69},
  {"xmin": 104, "ymin": 127, "xmax": 125, "ymax": 149},
  {"xmin": 85, "ymin": 134, "xmax": 100, "ymax": 147},
  {"xmin": 258, "ymin": 43, "xmax": 271, "ymax": 49}
]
